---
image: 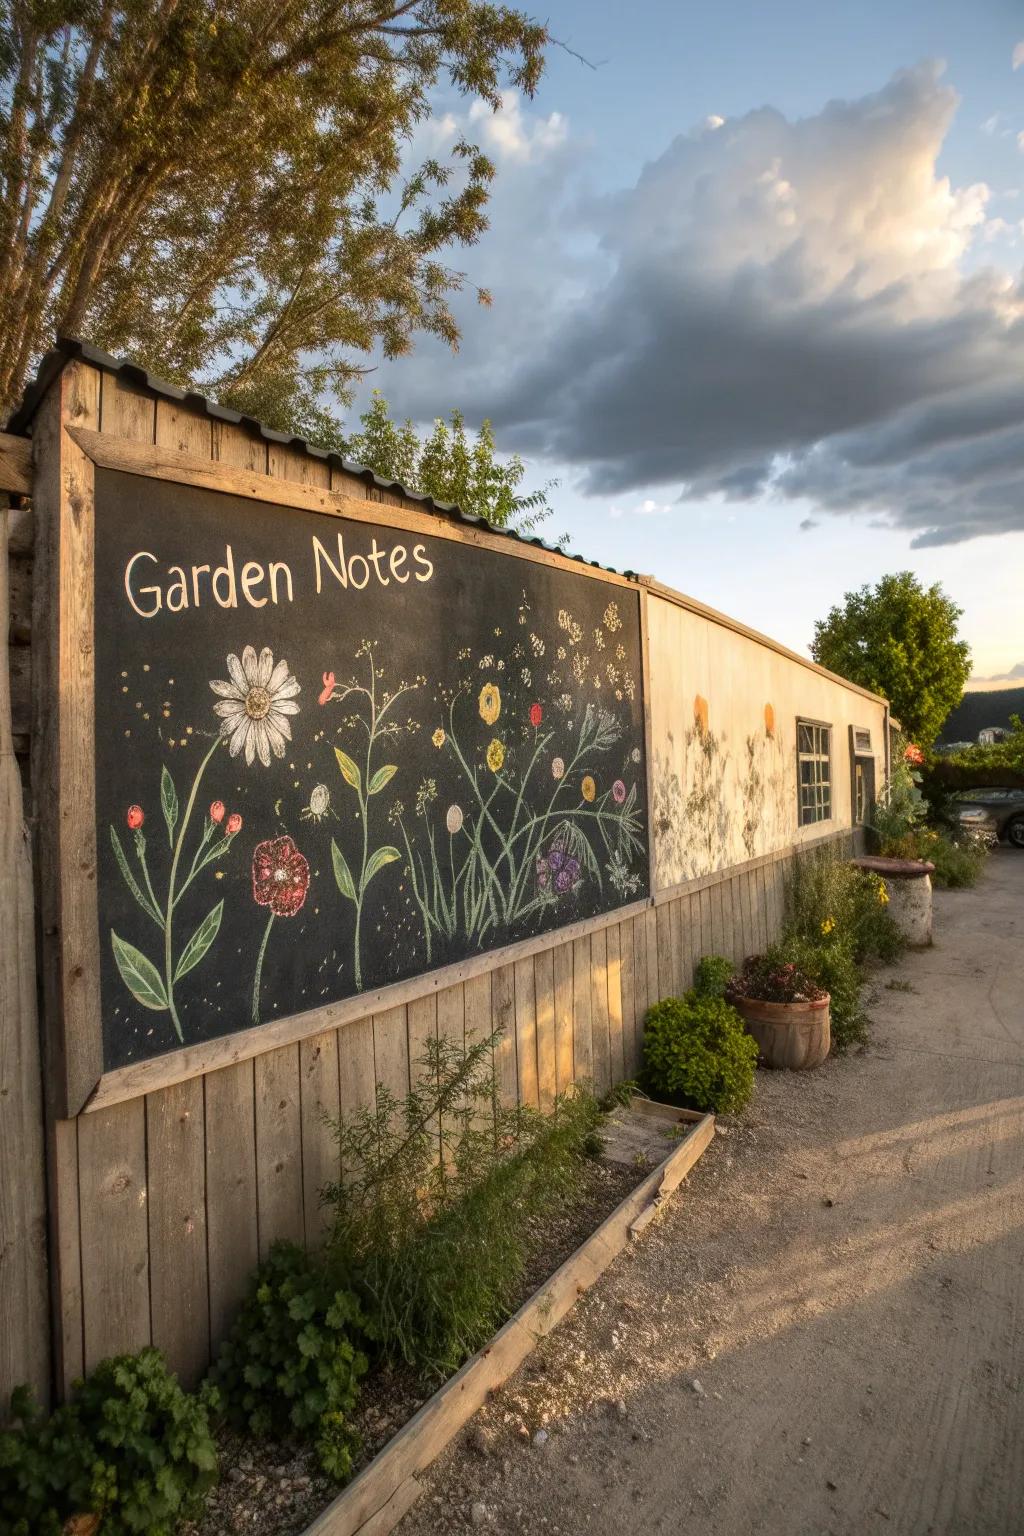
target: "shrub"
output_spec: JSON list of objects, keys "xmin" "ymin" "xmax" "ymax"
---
[
  {"xmin": 927, "ymin": 830, "xmax": 987, "ymax": 888},
  {"xmin": 692, "ymin": 954, "xmax": 735, "ymax": 999},
  {"xmin": 776, "ymin": 934, "xmax": 868, "ymax": 1053},
  {"xmin": 209, "ymin": 1241, "xmax": 369, "ymax": 1480},
  {"xmin": 786, "ymin": 848, "xmax": 903, "ymax": 965},
  {"xmin": 323, "ymin": 1030, "xmax": 603, "ymax": 1378},
  {"xmin": 727, "ymin": 948, "xmax": 828, "ymax": 1004},
  {"xmin": 0, "ymin": 1349, "xmax": 217, "ymax": 1536},
  {"xmin": 642, "ymin": 993, "xmax": 757, "ymax": 1115}
]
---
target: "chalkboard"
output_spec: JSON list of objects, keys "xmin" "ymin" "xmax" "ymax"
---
[{"xmin": 93, "ymin": 467, "xmax": 650, "ymax": 1070}]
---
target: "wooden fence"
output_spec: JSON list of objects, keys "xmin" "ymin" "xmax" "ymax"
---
[{"xmin": 0, "ymin": 349, "xmax": 871, "ymax": 1409}]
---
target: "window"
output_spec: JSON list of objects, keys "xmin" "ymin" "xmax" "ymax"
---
[{"xmin": 797, "ymin": 720, "xmax": 832, "ymax": 825}]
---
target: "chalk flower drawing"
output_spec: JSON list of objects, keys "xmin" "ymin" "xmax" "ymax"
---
[
  {"xmin": 321, "ymin": 640, "xmax": 420, "ymax": 989},
  {"xmin": 210, "ymin": 645, "xmax": 301, "ymax": 766},
  {"xmin": 300, "ymin": 783, "xmax": 335, "ymax": 823},
  {"xmin": 479, "ymin": 682, "xmax": 501, "ymax": 725},
  {"xmin": 251, "ymin": 835, "xmax": 310, "ymax": 1023},
  {"xmin": 581, "ymin": 774, "xmax": 597, "ymax": 803},
  {"xmin": 486, "ymin": 738, "xmax": 505, "ymax": 773}
]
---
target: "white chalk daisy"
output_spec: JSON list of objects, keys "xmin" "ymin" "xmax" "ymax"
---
[{"xmin": 210, "ymin": 646, "xmax": 300, "ymax": 767}]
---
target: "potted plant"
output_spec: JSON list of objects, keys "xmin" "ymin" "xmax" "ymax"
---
[{"xmin": 726, "ymin": 950, "xmax": 830, "ymax": 1070}]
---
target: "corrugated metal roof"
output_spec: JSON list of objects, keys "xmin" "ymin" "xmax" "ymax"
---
[{"xmin": 8, "ymin": 337, "xmax": 633, "ymax": 578}]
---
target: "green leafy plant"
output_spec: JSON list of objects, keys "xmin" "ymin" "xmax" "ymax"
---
[
  {"xmin": 642, "ymin": 994, "xmax": 757, "ymax": 1114},
  {"xmin": 771, "ymin": 934, "xmax": 868, "ymax": 1052},
  {"xmin": 726, "ymin": 948, "xmax": 828, "ymax": 1004},
  {"xmin": 208, "ymin": 1241, "xmax": 369, "ymax": 1481},
  {"xmin": 323, "ymin": 1030, "xmax": 603, "ymax": 1377},
  {"xmin": 692, "ymin": 954, "xmax": 735, "ymax": 1000},
  {"xmin": 923, "ymin": 829, "xmax": 988, "ymax": 888},
  {"xmin": 0, "ymin": 1349, "xmax": 217, "ymax": 1536},
  {"xmin": 785, "ymin": 848, "xmax": 904, "ymax": 965}
]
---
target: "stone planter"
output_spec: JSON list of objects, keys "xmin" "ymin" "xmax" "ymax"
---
[
  {"xmin": 729, "ymin": 993, "xmax": 831, "ymax": 1070},
  {"xmin": 853, "ymin": 855, "xmax": 935, "ymax": 948}
]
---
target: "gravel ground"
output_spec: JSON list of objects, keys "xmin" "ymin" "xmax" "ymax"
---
[{"xmin": 394, "ymin": 850, "xmax": 1024, "ymax": 1536}]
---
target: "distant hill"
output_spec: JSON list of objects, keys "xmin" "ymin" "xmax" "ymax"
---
[{"xmin": 937, "ymin": 687, "xmax": 1024, "ymax": 746}]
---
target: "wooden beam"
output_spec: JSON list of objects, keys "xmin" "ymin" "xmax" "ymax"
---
[{"xmin": 0, "ymin": 432, "xmax": 32, "ymax": 495}]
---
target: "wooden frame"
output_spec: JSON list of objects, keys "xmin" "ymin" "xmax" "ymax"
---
[
  {"xmin": 42, "ymin": 414, "xmax": 653, "ymax": 1116},
  {"xmin": 302, "ymin": 1099, "xmax": 715, "ymax": 1536}
]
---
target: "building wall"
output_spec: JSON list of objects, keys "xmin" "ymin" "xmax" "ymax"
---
[
  {"xmin": 17, "ymin": 360, "xmax": 882, "ymax": 1402},
  {"xmin": 647, "ymin": 593, "xmax": 888, "ymax": 891}
]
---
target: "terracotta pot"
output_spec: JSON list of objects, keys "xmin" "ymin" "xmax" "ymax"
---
[{"xmin": 729, "ymin": 993, "xmax": 831, "ymax": 1071}]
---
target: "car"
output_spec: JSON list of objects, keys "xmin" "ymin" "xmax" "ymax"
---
[{"xmin": 952, "ymin": 788, "xmax": 1024, "ymax": 849}]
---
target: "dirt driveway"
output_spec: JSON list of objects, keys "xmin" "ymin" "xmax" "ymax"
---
[{"xmin": 397, "ymin": 849, "xmax": 1024, "ymax": 1536}]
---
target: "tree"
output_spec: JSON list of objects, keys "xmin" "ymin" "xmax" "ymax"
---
[
  {"xmin": 345, "ymin": 389, "xmax": 558, "ymax": 534},
  {"xmin": 811, "ymin": 572, "xmax": 971, "ymax": 746},
  {"xmin": 0, "ymin": 2, "xmax": 548, "ymax": 438}
]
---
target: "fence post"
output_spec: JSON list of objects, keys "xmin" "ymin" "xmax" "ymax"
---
[{"xmin": 0, "ymin": 494, "xmax": 49, "ymax": 1415}]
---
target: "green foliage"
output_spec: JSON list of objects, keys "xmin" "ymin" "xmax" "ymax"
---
[
  {"xmin": 811, "ymin": 573, "xmax": 971, "ymax": 746},
  {"xmin": 323, "ymin": 1029, "xmax": 602, "ymax": 1378},
  {"xmin": 926, "ymin": 713, "xmax": 1024, "ymax": 789},
  {"xmin": 775, "ymin": 933, "xmax": 868, "ymax": 1053},
  {"xmin": 692, "ymin": 954, "xmax": 736, "ymax": 1000},
  {"xmin": 869, "ymin": 739, "xmax": 929, "ymax": 857},
  {"xmin": 785, "ymin": 847, "xmax": 905, "ymax": 966},
  {"xmin": 345, "ymin": 392, "xmax": 559, "ymax": 535},
  {"xmin": 642, "ymin": 994, "xmax": 757, "ymax": 1115},
  {"xmin": 209, "ymin": 1242, "xmax": 369, "ymax": 1481},
  {"xmin": 0, "ymin": 4, "xmax": 549, "ymax": 428},
  {"xmin": 0, "ymin": 1349, "xmax": 217, "ymax": 1536}
]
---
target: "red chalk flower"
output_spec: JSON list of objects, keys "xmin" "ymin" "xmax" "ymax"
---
[
  {"xmin": 226, "ymin": 812, "xmax": 243, "ymax": 836},
  {"xmin": 126, "ymin": 805, "xmax": 144, "ymax": 830},
  {"xmin": 529, "ymin": 702, "xmax": 543, "ymax": 728},
  {"xmin": 612, "ymin": 779, "xmax": 626, "ymax": 805},
  {"xmin": 318, "ymin": 671, "xmax": 336, "ymax": 706},
  {"xmin": 210, "ymin": 800, "xmax": 225, "ymax": 824},
  {"xmin": 252, "ymin": 835, "xmax": 310, "ymax": 918}
]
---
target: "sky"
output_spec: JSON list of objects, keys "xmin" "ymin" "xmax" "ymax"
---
[{"xmin": 350, "ymin": 0, "xmax": 1024, "ymax": 683}]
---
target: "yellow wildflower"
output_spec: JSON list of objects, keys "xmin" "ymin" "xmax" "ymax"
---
[
  {"xmin": 486, "ymin": 739, "xmax": 505, "ymax": 773},
  {"xmin": 821, "ymin": 915, "xmax": 835, "ymax": 935},
  {"xmin": 581, "ymin": 774, "xmax": 596, "ymax": 803},
  {"xmin": 479, "ymin": 683, "xmax": 501, "ymax": 725},
  {"xmin": 877, "ymin": 885, "xmax": 889, "ymax": 906},
  {"xmin": 432, "ymin": 727, "xmax": 446, "ymax": 748}
]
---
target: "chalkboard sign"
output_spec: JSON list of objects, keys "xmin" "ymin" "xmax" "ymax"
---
[{"xmin": 94, "ymin": 467, "xmax": 650, "ymax": 1070}]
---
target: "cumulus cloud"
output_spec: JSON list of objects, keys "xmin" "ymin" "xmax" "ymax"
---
[
  {"xmin": 482, "ymin": 62, "xmax": 1024, "ymax": 547},
  {"xmin": 371, "ymin": 66, "xmax": 1024, "ymax": 548}
]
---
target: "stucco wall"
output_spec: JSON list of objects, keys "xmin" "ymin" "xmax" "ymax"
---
[{"xmin": 647, "ymin": 592, "xmax": 887, "ymax": 890}]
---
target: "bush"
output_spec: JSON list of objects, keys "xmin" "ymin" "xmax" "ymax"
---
[
  {"xmin": 776, "ymin": 934, "xmax": 868, "ymax": 1053},
  {"xmin": 727, "ymin": 947, "xmax": 828, "ymax": 1004},
  {"xmin": 323, "ymin": 1030, "xmax": 603, "ymax": 1379},
  {"xmin": 642, "ymin": 993, "xmax": 757, "ymax": 1115},
  {"xmin": 209, "ymin": 1241, "xmax": 369, "ymax": 1480},
  {"xmin": 786, "ymin": 848, "xmax": 904, "ymax": 965},
  {"xmin": 692, "ymin": 954, "xmax": 735, "ymax": 999},
  {"xmin": 0, "ymin": 1349, "xmax": 217, "ymax": 1536},
  {"xmin": 927, "ymin": 830, "xmax": 987, "ymax": 888}
]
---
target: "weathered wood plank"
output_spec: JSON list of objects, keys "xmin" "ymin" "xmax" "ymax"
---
[
  {"xmin": 0, "ymin": 431, "xmax": 31, "ymax": 493},
  {"xmin": 146, "ymin": 1078, "xmax": 209, "ymax": 1386},
  {"xmin": 435, "ymin": 988, "xmax": 464, "ymax": 1164},
  {"xmin": 513, "ymin": 959, "xmax": 539, "ymax": 1108},
  {"xmin": 300, "ymin": 1032, "xmax": 341, "ymax": 1245},
  {"xmin": 254, "ymin": 1046, "xmax": 304, "ymax": 1257},
  {"xmin": 552, "ymin": 941, "xmax": 574, "ymax": 1095},
  {"xmin": 655, "ymin": 904, "xmax": 673, "ymax": 1001},
  {"xmin": 589, "ymin": 927, "xmax": 611, "ymax": 1097},
  {"xmin": 617, "ymin": 919, "xmax": 638, "ymax": 1080},
  {"xmin": 154, "ymin": 400, "xmax": 212, "ymax": 459},
  {"xmin": 204, "ymin": 1061, "xmax": 258, "ymax": 1347},
  {"xmin": 605, "ymin": 925, "xmax": 625, "ymax": 1088},
  {"xmin": 78, "ymin": 1100, "xmax": 150, "ymax": 1369},
  {"xmin": 631, "ymin": 913, "xmax": 650, "ymax": 1068},
  {"xmin": 490, "ymin": 966, "xmax": 518, "ymax": 1108},
  {"xmin": 533, "ymin": 948, "xmax": 557, "ymax": 1112},
  {"xmin": 571, "ymin": 935, "xmax": 593, "ymax": 1085},
  {"xmin": 643, "ymin": 907, "xmax": 659, "ymax": 1008}
]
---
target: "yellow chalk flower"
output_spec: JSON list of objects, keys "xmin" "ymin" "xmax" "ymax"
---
[
  {"xmin": 479, "ymin": 683, "xmax": 501, "ymax": 725},
  {"xmin": 581, "ymin": 774, "xmax": 596, "ymax": 803},
  {"xmin": 486, "ymin": 738, "xmax": 505, "ymax": 773},
  {"xmin": 432, "ymin": 727, "xmax": 446, "ymax": 748}
]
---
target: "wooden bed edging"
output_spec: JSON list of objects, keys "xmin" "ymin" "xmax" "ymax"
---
[{"xmin": 303, "ymin": 1099, "xmax": 715, "ymax": 1536}]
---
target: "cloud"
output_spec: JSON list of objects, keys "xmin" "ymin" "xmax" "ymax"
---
[
  {"xmin": 481, "ymin": 63, "xmax": 1024, "ymax": 547},
  {"xmin": 609, "ymin": 497, "xmax": 672, "ymax": 519},
  {"xmin": 370, "ymin": 67, "xmax": 1024, "ymax": 548},
  {"xmin": 971, "ymin": 661, "xmax": 1024, "ymax": 683},
  {"xmin": 799, "ymin": 517, "xmax": 819, "ymax": 531}
]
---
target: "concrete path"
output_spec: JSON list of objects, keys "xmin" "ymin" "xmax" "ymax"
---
[{"xmin": 398, "ymin": 849, "xmax": 1024, "ymax": 1536}]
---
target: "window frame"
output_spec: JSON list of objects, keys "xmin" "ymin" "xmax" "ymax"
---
[{"xmin": 796, "ymin": 717, "xmax": 833, "ymax": 827}]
